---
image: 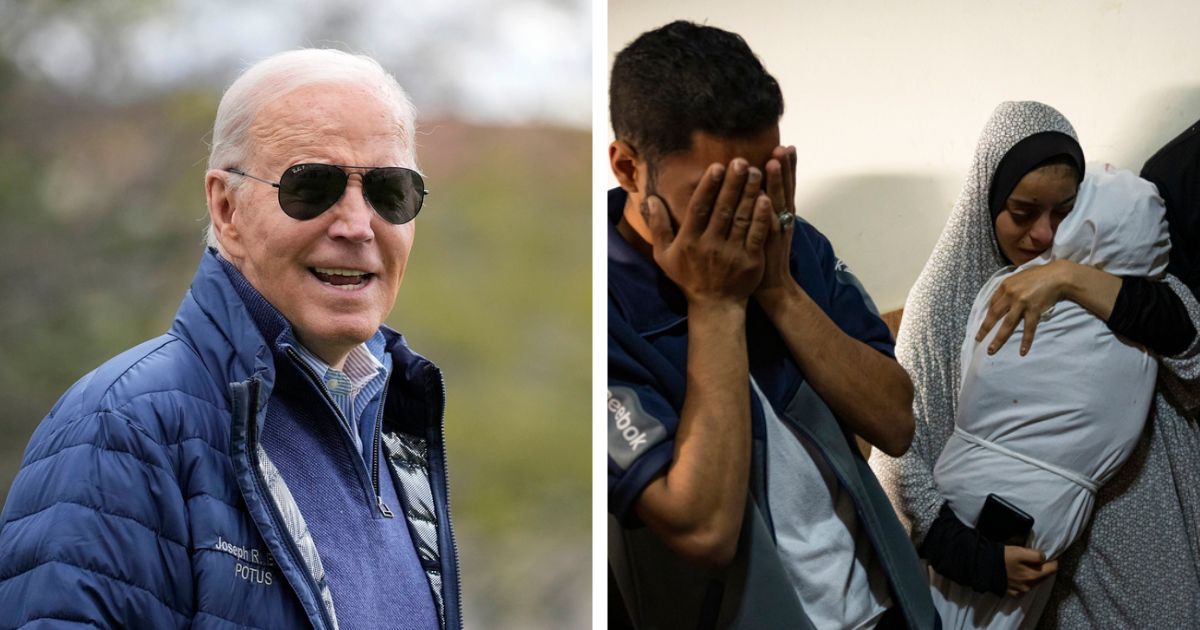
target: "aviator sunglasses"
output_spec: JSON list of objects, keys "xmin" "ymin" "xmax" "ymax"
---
[{"xmin": 225, "ymin": 163, "xmax": 428, "ymax": 225}]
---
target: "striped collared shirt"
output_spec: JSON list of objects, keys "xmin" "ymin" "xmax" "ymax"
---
[{"xmin": 284, "ymin": 331, "xmax": 390, "ymax": 460}]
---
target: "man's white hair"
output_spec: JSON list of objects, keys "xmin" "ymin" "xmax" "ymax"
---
[{"xmin": 204, "ymin": 48, "xmax": 417, "ymax": 247}]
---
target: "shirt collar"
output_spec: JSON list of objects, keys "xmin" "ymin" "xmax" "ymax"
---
[{"xmin": 284, "ymin": 330, "xmax": 388, "ymax": 394}]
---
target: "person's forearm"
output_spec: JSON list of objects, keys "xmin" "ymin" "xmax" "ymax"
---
[
  {"xmin": 1059, "ymin": 260, "xmax": 1197, "ymax": 356},
  {"xmin": 1108, "ymin": 276, "xmax": 1197, "ymax": 356},
  {"xmin": 1055, "ymin": 261, "xmax": 1198, "ymax": 354},
  {"xmin": 1059, "ymin": 260, "xmax": 1122, "ymax": 321},
  {"xmin": 636, "ymin": 300, "xmax": 752, "ymax": 567},
  {"xmin": 919, "ymin": 503, "xmax": 1007, "ymax": 595},
  {"xmin": 757, "ymin": 283, "xmax": 914, "ymax": 456}
]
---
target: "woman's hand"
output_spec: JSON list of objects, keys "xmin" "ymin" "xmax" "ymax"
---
[
  {"xmin": 976, "ymin": 260, "xmax": 1123, "ymax": 355},
  {"xmin": 1004, "ymin": 546, "xmax": 1057, "ymax": 597},
  {"xmin": 975, "ymin": 261, "xmax": 1069, "ymax": 356}
]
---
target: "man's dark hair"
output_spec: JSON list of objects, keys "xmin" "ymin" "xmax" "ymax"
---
[{"xmin": 610, "ymin": 21, "xmax": 784, "ymax": 164}]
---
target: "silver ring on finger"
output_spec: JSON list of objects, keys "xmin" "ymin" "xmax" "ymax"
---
[{"xmin": 777, "ymin": 211, "xmax": 794, "ymax": 227}]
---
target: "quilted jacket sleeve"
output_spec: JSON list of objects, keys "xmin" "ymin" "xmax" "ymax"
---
[{"xmin": 0, "ymin": 403, "xmax": 192, "ymax": 628}]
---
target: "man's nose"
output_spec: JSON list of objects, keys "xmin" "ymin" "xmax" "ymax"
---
[{"xmin": 326, "ymin": 178, "xmax": 375, "ymax": 242}]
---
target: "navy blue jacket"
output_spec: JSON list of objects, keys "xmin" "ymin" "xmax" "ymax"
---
[
  {"xmin": 607, "ymin": 188, "xmax": 937, "ymax": 629},
  {"xmin": 0, "ymin": 249, "xmax": 461, "ymax": 629}
]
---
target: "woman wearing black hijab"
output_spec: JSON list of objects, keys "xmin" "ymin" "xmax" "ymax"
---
[{"xmin": 869, "ymin": 102, "xmax": 1200, "ymax": 629}]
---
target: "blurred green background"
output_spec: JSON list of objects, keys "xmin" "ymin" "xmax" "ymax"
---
[{"xmin": 0, "ymin": 1, "xmax": 591, "ymax": 628}]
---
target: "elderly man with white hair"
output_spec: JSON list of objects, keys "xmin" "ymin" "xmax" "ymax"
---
[{"xmin": 0, "ymin": 49, "xmax": 460, "ymax": 630}]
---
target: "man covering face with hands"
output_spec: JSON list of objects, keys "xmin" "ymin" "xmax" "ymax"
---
[{"xmin": 607, "ymin": 21, "xmax": 935, "ymax": 629}]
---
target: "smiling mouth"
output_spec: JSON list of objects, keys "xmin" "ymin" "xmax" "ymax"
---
[{"xmin": 309, "ymin": 267, "xmax": 374, "ymax": 290}]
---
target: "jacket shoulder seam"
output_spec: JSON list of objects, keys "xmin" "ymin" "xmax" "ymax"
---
[{"xmin": 87, "ymin": 336, "xmax": 181, "ymax": 409}]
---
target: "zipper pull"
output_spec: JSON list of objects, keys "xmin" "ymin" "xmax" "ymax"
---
[{"xmin": 377, "ymin": 496, "xmax": 394, "ymax": 518}]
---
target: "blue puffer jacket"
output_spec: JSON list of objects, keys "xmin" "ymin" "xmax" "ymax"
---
[{"xmin": 0, "ymin": 250, "xmax": 461, "ymax": 629}]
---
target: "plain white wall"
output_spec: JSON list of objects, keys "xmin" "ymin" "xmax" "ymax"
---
[{"xmin": 607, "ymin": 0, "xmax": 1200, "ymax": 311}]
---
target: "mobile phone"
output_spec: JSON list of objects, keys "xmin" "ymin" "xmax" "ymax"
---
[{"xmin": 976, "ymin": 494, "xmax": 1034, "ymax": 546}]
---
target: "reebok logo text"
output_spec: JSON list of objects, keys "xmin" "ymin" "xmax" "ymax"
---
[{"xmin": 609, "ymin": 390, "xmax": 648, "ymax": 451}]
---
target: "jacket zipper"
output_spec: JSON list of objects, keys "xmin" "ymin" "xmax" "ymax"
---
[
  {"xmin": 372, "ymin": 371, "xmax": 393, "ymax": 518},
  {"xmin": 431, "ymin": 369, "xmax": 463, "ymax": 630},
  {"xmin": 240, "ymin": 378, "xmax": 338, "ymax": 630},
  {"xmin": 286, "ymin": 347, "xmax": 393, "ymax": 518}
]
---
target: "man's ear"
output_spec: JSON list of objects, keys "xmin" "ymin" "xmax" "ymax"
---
[
  {"xmin": 205, "ymin": 170, "xmax": 245, "ymax": 260},
  {"xmin": 609, "ymin": 140, "xmax": 643, "ymax": 194}
]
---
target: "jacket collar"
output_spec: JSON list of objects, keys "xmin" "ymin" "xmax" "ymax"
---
[
  {"xmin": 607, "ymin": 188, "xmax": 688, "ymax": 335},
  {"xmin": 170, "ymin": 248, "xmax": 277, "ymax": 396},
  {"xmin": 169, "ymin": 249, "xmax": 437, "ymax": 418}
]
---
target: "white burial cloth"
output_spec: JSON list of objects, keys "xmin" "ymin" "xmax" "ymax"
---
[{"xmin": 931, "ymin": 165, "xmax": 1170, "ymax": 629}]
